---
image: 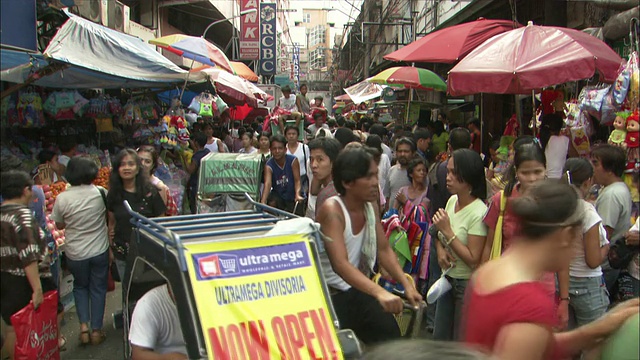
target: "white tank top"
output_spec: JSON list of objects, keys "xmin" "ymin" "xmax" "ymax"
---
[
  {"xmin": 319, "ymin": 196, "xmax": 365, "ymax": 291},
  {"xmin": 204, "ymin": 138, "xmax": 220, "ymax": 153}
]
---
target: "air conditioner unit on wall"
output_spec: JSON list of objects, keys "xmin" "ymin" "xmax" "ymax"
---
[
  {"xmin": 110, "ymin": 1, "xmax": 131, "ymax": 34},
  {"xmin": 74, "ymin": 0, "xmax": 108, "ymax": 26}
]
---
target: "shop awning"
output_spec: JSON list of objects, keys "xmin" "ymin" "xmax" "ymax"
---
[{"xmin": 1, "ymin": 11, "xmax": 198, "ymax": 89}]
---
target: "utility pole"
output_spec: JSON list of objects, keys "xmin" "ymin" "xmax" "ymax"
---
[{"xmin": 363, "ymin": 4, "xmax": 370, "ymax": 79}]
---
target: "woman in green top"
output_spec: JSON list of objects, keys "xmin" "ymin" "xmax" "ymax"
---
[
  {"xmin": 431, "ymin": 120, "xmax": 450, "ymax": 155},
  {"xmin": 432, "ymin": 148, "xmax": 488, "ymax": 341}
]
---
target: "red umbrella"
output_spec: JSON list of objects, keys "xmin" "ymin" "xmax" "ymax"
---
[
  {"xmin": 384, "ymin": 18, "xmax": 519, "ymax": 63},
  {"xmin": 448, "ymin": 22, "xmax": 624, "ymax": 96}
]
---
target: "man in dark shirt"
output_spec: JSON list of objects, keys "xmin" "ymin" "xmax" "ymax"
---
[{"xmin": 188, "ymin": 132, "xmax": 211, "ymax": 214}]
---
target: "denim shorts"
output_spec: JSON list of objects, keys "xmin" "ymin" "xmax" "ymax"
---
[{"xmin": 568, "ymin": 275, "xmax": 609, "ymax": 328}]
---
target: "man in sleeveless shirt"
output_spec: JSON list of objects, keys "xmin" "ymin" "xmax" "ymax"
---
[
  {"xmin": 277, "ymin": 85, "xmax": 302, "ymax": 135},
  {"xmin": 317, "ymin": 148, "xmax": 422, "ymax": 344},
  {"xmin": 261, "ymin": 134, "xmax": 304, "ymax": 212}
]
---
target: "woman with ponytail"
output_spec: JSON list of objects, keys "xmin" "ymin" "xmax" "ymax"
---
[
  {"xmin": 463, "ymin": 179, "xmax": 640, "ymax": 360},
  {"xmin": 482, "ymin": 136, "xmax": 547, "ymax": 263},
  {"xmin": 561, "ymin": 158, "xmax": 610, "ymax": 329}
]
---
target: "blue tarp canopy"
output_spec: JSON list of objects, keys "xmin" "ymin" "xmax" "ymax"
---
[{"xmin": 1, "ymin": 11, "xmax": 201, "ymax": 89}]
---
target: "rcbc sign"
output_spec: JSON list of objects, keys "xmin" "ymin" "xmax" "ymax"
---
[
  {"xmin": 239, "ymin": 0, "xmax": 259, "ymax": 60},
  {"xmin": 259, "ymin": 3, "xmax": 277, "ymax": 76}
]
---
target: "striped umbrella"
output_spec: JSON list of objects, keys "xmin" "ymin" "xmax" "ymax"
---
[{"xmin": 368, "ymin": 66, "xmax": 447, "ymax": 92}]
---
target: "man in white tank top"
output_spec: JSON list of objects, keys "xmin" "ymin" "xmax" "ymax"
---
[{"xmin": 316, "ymin": 148, "xmax": 422, "ymax": 344}]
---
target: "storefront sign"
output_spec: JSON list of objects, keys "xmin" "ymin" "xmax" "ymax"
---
[
  {"xmin": 240, "ymin": 0, "xmax": 260, "ymax": 60},
  {"xmin": 184, "ymin": 235, "xmax": 343, "ymax": 359},
  {"xmin": 259, "ymin": 3, "xmax": 277, "ymax": 76},
  {"xmin": 292, "ymin": 44, "xmax": 301, "ymax": 88}
]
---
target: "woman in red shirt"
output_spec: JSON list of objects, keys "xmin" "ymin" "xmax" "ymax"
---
[{"xmin": 463, "ymin": 179, "xmax": 640, "ymax": 360}]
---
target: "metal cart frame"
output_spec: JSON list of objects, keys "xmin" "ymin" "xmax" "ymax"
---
[{"xmin": 121, "ymin": 195, "xmax": 361, "ymax": 359}]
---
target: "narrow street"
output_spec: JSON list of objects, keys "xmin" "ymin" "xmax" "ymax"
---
[{"xmin": 60, "ymin": 284, "xmax": 124, "ymax": 360}]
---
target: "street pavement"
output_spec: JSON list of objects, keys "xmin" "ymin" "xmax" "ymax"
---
[{"xmin": 60, "ymin": 284, "xmax": 124, "ymax": 360}]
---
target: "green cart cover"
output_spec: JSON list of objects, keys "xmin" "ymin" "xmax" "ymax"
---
[{"xmin": 198, "ymin": 152, "xmax": 263, "ymax": 199}]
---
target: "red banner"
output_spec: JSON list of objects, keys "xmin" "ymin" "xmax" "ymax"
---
[{"xmin": 240, "ymin": 0, "xmax": 260, "ymax": 60}]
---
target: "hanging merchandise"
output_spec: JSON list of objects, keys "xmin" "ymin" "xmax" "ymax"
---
[
  {"xmin": 613, "ymin": 61, "xmax": 631, "ymax": 106},
  {"xmin": 625, "ymin": 52, "xmax": 639, "ymax": 111},
  {"xmin": 623, "ymin": 111, "xmax": 639, "ymax": 171},
  {"xmin": 503, "ymin": 114, "xmax": 519, "ymax": 137},
  {"xmin": 609, "ymin": 111, "xmax": 629, "ymax": 147},
  {"xmin": 107, "ymin": 96, "xmax": 123, "ymax": 116},
  {"xmin": 16, "ymin": 89, "xmax": 46, "ymax": 127},
  {"xmin": 86, "ymin": 95, "xmax": 110, "ymax": 118},
  {"xmin": 188, "ymin": 91, "xmax": 228, "ymax": 118},
  {"xmin": 578, "ymin": 85, "xmax": 618, "ymax": 124},
  {"xmin": 43, "ymin": 90, "xmax": 89, "ymax": 120},
  {"xmin": 1, "ymin": 93, "xmax": 20, "ymax": 127}
]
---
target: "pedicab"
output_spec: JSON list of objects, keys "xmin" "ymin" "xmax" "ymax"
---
[
  {"xmin": 119, "ymin": 195, "xmax": 363, "ymax": 359},
  {"xmin": 195, "ymin": 152, "xmax": 264, "ymax": 213}
]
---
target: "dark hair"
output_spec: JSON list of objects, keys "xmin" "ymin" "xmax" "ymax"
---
[
  {"xmin": 65, "ymin": 157, "xmax": 98, "ymax": 186},
  {"xmin": 451, "ymin": 149, "xmax": 487, "ymax": 200},
  {"xmin": 109, "ymin": 149, "xmax": 152, "ymax": 205},
  {"xmin": 333, "ymin": 148, "xmax": 374, "ymax": 196},
  {"xmin": 251, "ymin": 121, "xmax": 261, "ymax": 132},
  {"xmin": 240, "ymin": 127, "xmax": 253, "ymax": 140},
  {"xmin": 466, "ymin": 118, "xmax": 481, "ymax": 129},
  {"xmin": 433, "ymin": 120, "xmax": 445, "ymax": 136},
  {"xmin": 369, "ymin": 123, "xmax": 388, "ymax": 137},
  {"xmin": 563, "ymin": 158, "xmax": 593, "ymax": 187},
  {"xmin": 449, "ymin": 128, "xmax": 472, "ymax": 151},
  {"xmin": 590, "ymin": 144, "xmax": 626, "ymax": 178},
  {"xmin": 299, "ymin": 83, "xmax": 308, "ymax": 90},
  {"xmin": 336, "ymin": 116, "xmax": 346, "ymax": 127},
  {"xmin": 413, "ymin": 128, "xmax": 432, "ymax": 142},
  {"xmin": 365, "ymin": 134, "xmax": 383, "ymax": 154},
  {"xmin": 540, "ymin": 113, "xmax": 564, "ymax": 149},
  {"xmin": 364, "ymin": 145, "xmax": 381, "ymax": 165},
  {"xmin": 0, "ymin": 170, "xmax": 32, "ymax": 200},
  {"xmin": 258, "ymin": 131, "xmax": 271, "ymax": 140},
  {"xmin": 490, "ymin": 139, "xmax": 501, "ymax": 151},
  {"xmin": 511, "ymin": 179, "xmax": 581, "ymax": 239},
  {"xmin": 192, "ymin": 132, "xmax": 208, "ymax": 148},
  {"xmin": 345, "ymin": 120, "xmax": 357, "ymax": 130},
  {"xmin": 233, "ymin": 120, "xmax": 240, "ymax": 129},
  {"xmin": 504, "ymin": 139, "xmax": 546, "ymax": 196},
  {"xmin": 284, "ymin": 125, "xmax": 299, "ymax": 136},
  {"xmin": 137, "ymin": 145, "xmax": 160, "ymax": 173},
  {"xmin": 327, "ymin": 118, "xmax": 337, "ymax": 127},
  {"xmin": 361, "ymin": 339, "xmax": 491, "ymax": 360},
  {"xmin": 406, "ymin": 157, "xmax": 427, "ymax": 182},
  {"xmin": 439, "ymin": 113, "xmax": 447, "ymax": 121},
  {"xmin": 202, "ymin": 121, "xmax": 214, "ymax": 131},
  {"xmin": 334, "ymin": 128, "xmax": 359, "ymax": 148},
  {"xmin": 308, "ymin": 137, "xmax": 342, "ymax": 163},
  {"xmin": 38, "ymin": 149, "xmax": 57, "ymax": 164},
  {"xmin": 395, "ymin": 137, "xmax": 416, "ymax": 152},
  {"xmin": 270, "ymin": 134, "xmax": 287, "ymax": 147},
  {"xmin": 59, "ymin": 141, "xmax": 76, "ymax": 154}
]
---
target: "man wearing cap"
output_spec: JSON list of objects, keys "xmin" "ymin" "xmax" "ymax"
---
[{"xmin": 277, "ymin": 85, "xmax": 302, "ymax": 134}]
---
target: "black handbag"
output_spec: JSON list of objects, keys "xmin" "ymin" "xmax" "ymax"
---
[{"xmin": 608, "ymin": 238, "xmax": 639, "ymax": 269}]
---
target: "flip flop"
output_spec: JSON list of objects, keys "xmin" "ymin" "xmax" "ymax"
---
[{"xmin": 58, "ymin": 335, "xmax": 67, "ymax": 351}]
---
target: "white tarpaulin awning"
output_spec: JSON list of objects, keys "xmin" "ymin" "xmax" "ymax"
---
[
  {"xmin": 344, "ymin": 81, "xmax": 386, "ymax": 104},
  {"xmin": 1, "ymin": 11, "xmax": 206, "ymax": 89}
]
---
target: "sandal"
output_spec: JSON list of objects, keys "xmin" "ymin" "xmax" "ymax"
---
[
  {"xmin": 90, "ymin": 330, "xmax": 106, "ymax": 345},
  {"xmin": 79, "ymin": 330, "xmax": 90, "ymax": 345},
  {"xmin": 58, "ymin": 335, "xmax": 67, "ymax": 351}
]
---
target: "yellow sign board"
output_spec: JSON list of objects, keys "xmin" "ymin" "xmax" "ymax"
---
[{"xmin": 184, "ymin": 235, "xmax": 344, "ymax": 360}]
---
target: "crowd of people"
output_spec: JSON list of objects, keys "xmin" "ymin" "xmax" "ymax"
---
[{"xmin": 1, "ymin": 86, "xmax": 639, "ymax": 359}]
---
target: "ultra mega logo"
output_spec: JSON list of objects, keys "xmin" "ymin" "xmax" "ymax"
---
[
  {"xmin": 193, "ymin": 242, "xmax": 311, "ymax": 280},
  {"xmin": 198, "ymin": 254, "xmax": 239, "ymax": 278}
]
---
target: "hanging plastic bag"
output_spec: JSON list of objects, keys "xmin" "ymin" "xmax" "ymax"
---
[
  {"xmin": 613, "ymin": 61, "xmax": 630, "ymax": 106},
  {"xmin": 188, "ymin": 97, "xmax": 201, "ymax": 114},
  {"xmin": 198, "ymin": 92, "xmax": 215, "ymax": 117},
  {"xmin": 578, "ymin": 85, "xmax": 610, "ymax": 119},
  {"xmin": 10, "ymin": 290, "xmax": 60, "ymax": 360},
  {"xmin": 626, "ymin": 51, "xmax": 639, "ymax": 111}
]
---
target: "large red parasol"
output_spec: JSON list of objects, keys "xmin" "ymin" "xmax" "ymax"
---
[
  {"xmin": 384, "ymin": 18, "xmax": 519, "ymax": 63},
  {"xmin": 448, "ymin": 22, "xmax": 624, "ymax": 96}
]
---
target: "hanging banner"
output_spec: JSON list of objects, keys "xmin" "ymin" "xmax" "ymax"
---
[
  {"xmin": 293, "ymin": 44, "xmax": 301, "ymax": 88},
  {"xmin": 259, "ymin": 3, "xmax": 277, "ymax": 76},
  {"xmin": 240, "ymin": 0, "xmax": 260, "ymax": 60},
  {"xmin": 184, "ymin": 234, "xmax": 343, "ymax": 359}
]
